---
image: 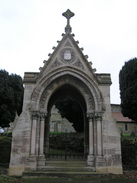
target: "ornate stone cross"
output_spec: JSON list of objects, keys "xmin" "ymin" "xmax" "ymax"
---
[{"xmin": 62, "ymin": 9, "xmax": 75, "ymax": 34}]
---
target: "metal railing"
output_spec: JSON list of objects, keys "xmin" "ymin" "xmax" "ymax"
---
[{"xmin": 45, "ymin": 132, "xmax": 87, "ymax": 160}]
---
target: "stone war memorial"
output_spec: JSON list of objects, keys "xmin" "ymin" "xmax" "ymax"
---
[{"xmin": 8, "ymin": 10, "xmax": 123, "ymax": 176}]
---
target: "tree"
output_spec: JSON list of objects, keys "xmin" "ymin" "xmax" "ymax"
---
[
  {"xmin": 0, "ymin": 70, "xmax": 24, "ymax": 127},
  {"xmin": 55, "ymin": 96, "xmax": 84, "ymax": 132},
  {"xmin": 119, "ymin": 58, "xmax": 137, "ymax": 122}
]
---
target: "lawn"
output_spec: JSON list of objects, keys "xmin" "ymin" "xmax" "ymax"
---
[{"xmin": 1, "ymin": 173, "xmax": 137, "ymax": 183}]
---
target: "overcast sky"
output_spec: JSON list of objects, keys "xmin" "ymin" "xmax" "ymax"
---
[{"xmin": 0, "ymin": 0, "xmax": 137, "ymax": 104}]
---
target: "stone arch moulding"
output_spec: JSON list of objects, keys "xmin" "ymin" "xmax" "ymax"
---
[{"xmin": 30, "ymin": 72, "xmax": 104, "ymax": 115}]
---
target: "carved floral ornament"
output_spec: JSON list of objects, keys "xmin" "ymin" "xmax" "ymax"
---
[
  {"xmin": 39, "ymin": 75, "xmax": 95, "ymax": 111},
  {"xmin": 31, "ymin": 111, "xmax": 47, "ymax": 120},
  {"xmin": 87, "ymin": 111, "xmax": 103, "ymax": 121}
]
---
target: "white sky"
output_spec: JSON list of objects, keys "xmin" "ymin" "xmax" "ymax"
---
[{"xmin": 0, "ymin": 0, "xmax": 137, "ymax": 104}]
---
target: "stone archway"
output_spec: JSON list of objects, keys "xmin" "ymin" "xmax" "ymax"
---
[
  {"xmin": 9, "ymin": 9, "xmax": 123, "ymax": 175},
  {"xmin": 44, "ymin": 83, "xmax": 88, "ymax": 160},
  {"xmin": 28, "ymin": 74, "xmax": 105, "ymax": 167}
]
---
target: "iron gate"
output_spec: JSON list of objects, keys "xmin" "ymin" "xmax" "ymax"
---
[{"xmin": 45, "ymin": 132, "xmax": 87, "ymax": 160}]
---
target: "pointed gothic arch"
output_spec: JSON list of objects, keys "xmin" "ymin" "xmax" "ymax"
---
[
  {"xmin": 9, "ymin": 10, "xmax": 123, "ymax": 176},
  {"xmin": 30, "ymin": 72, "xmax": 104, "ymax": 114}
]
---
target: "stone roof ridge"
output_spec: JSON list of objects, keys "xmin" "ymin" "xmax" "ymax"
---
[
  {"xmin": 37, "ymin": 31, "xmax": 97, "ymax": 81},
  {"xmin": 23, "ymin": 10, "xmax": 111, "ymax": 86}
]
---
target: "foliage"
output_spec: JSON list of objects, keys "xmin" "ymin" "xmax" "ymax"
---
[
  {"xmin": 119, "ymin": 58, "xmax": 137, "ymax": 122},
  {"xmin": 0, "ymin": 133, "xmax": 12, "ymax": 145},
  {"xmin": 0, "ymin": 134, "xmax": 12, "ymax": 167},
  {"xmin": 0, "ymin": 70, "xmax": 24, "ymax": 127},
  {"xmin": 0, "ymin": 176, "xmax": 20, "ymax": 183},
  {"xmin": 48, "ymin": 133, "xmax": 84, "ymax": 154},
  {"xmin": 121, "ymin": 139, "xmax": 137, "ymax": 170},
  {"xmin": 55, "ymin": 96, "xmax": 84, "ymax": 132}
]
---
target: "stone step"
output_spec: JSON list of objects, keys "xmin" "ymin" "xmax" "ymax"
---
[
  {"xmin": 23, "ymin": 171, "xmax": 108, "ymax": 178},
  {"xmin": 45, "ymin": 160, "xmax": 87, "ymax": 167},
  {"xmin": 37, "ymin": 166, "xmax": 95, "ymax": 172},
  {"xmin": 37, "ymin": 160, "xmax": 95, "ymax": 172}
]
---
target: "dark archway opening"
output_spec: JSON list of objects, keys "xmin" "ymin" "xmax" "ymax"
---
[
  {"xmin": 44, "ymin": 84, "xmax": 89, "ymax": 160},
  {"xmin": 47, "ymin": 84, "xmax": 87, "ymax": 132},
  {"xmin": 55, "ymin": 96, "xmax": 84, "ymax": 132}
]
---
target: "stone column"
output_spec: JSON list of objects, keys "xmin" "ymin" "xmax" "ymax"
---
[
  {"xmin": 87, "ymin": 112, "xmax": 95, "ymax": 169},
  {"xmin": 39, "ymin": 113, "xmax": 45, "ymax": 155},
  {"xmin": 30, "ymin": 111, "xmax": 39, "ymax": 155},
  {"xmin": 25, "ymin": 111, "xmax": 40, "ymax": 171},
  {"xmin": 89, "ymin": 119, "xmax": 94, "ymax": 155},
  {"xmin": 96, "ymin": 113, "xmax": 102, "ymax": 156},
  {"xmin": 95, "ymin": 112, "xmax": 107, "ymax": 172},
  {"xmin": 37, "ymin": 112, "xmax": 47, "ymax": 166}
]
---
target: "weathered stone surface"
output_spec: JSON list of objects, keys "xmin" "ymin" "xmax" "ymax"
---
[{"xmin": 8, "ymin": 11, "xmax": 122, "ymax": 176}]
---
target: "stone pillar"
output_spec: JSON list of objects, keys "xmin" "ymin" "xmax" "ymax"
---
[
  {"xmin": 45, "ymin": 113, "xmax": 50, "ymax": 155},
  {"xmin": 89, "ymin": 119, "xmax": 94, "ymax": 155},
  {"xmin": 87, "ymin": 112, "xmax": 95, "ymax": 168},
  {"xmin": 38, "ymin": 112, "xmax": 47, "ymax": 166},
  {"xmin": 96, "ymin": 113, "xmax": 103, "ymax": 156},
  {"xmin": 25, "ymin": 111, "xmax": 40, "ymax": 171},
  {"xmin": 39, "ymin": 113, "xmax": 45, "ymax": 155},
  {"xmin": 30, "ymin": 112, "xmax": 39, "ymax": 154},
  {"xmin": 95, "ymin": 112, "xmax": 107, "ymax": 172}
]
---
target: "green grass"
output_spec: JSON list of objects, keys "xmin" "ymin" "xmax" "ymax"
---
[
  {"xmin": 0, "ymin": 176, "xmax": 137, "ymax": 183},
  {"xmin": 122, "ymin": 134, "xmax": 131, "ymax": 136},
  {"xmin": 121, "ymin": 134, "xmax": 137, "ymax": 141},
  {"xmin": 1, "ymin": 175, "xmax": 137, "ymax": 183},
  {"xmin": 0, "ymin": 176, "xmax": 21, "ymax": 183},
  {"xmin": 122, "ymin": 134, "xmax": 137, "ymax": 137}
]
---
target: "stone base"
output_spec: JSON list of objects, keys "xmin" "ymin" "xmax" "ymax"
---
[
  {"xmin": 87, "ymin": 155, "xmax": 95, "ymax": 166},
  {"xmin": 25, "ymin": 155, "xmax": 37, "ymax": 171},
  {"xmin": 37, "ymin": 155, "xmax": 46, "ymax": 166},
  {"xmin": 107, "ymin": 166, "xmax": 123, "ymax": 174},
  {"xmin": 95, "ymin": 156, "xmax": 107, "ymax": 173},
  {"xmin": 8, "ymin": 166, "xmax": 25, "ymax": 176},
  {"xmin": 87, "ymin": 155, "xmax": 107, "ymax": 173}
]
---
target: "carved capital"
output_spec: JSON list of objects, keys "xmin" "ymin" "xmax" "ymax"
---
[
  {"xmin": 87, "ymin": 110, "xmax": 95, "ymax": 120},
  {"xmin": 95, "ymin": 112, "xmax": 102, "ymax": 121},
  {"xmin": 87, "ymin": 110, "xmax": 102, "ymax": 121},
  {"xmin": 31, "ymin": 111, "xmax": 40, "ymax": 120},
  {"xmin": 40, "ymin": 112, "xmax": 47, "ymax": 120}
]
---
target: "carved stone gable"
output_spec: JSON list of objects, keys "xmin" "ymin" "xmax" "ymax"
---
[
  {"xmin": 64, "ymin": 41, "xmax": 72, "ymax": 47},
  {"xmin": 59, "ymin": 48, "xmax": 76, "ymax": 63},
  {"xmin": 49, "ymin": 59, "xmax": 62, "ymax": 71},
  {"xmin": 73, "ymin": 59, "xmax": 85, "ymax": 70}
]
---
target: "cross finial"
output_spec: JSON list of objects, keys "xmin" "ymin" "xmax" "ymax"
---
[{"xmin": 62, "ymin": 9, "xmax": 75, "ymax": 34}]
